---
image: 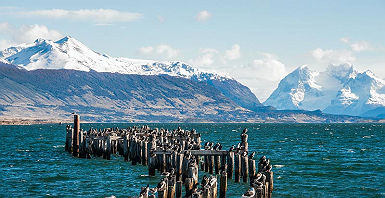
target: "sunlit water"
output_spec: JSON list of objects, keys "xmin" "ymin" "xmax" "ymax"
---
[{"xmin": 1, "ymin": 123, "xmax": 384, "ymax": 197}]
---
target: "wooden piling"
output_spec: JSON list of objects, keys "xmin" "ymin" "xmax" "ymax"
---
[
  {"xmin": 227, "ymin": 152, "xmax": 234, "ymax": 180},
  {"xmin": 176, "ymin": 181, "xmax": 182, "ymax": 198},
  {"xmin": 234, "ymin": 153, "xmax": 241, "ymax": 183},
  {"xmin": 219, "ymin": 167, "xmax": 227, "ymax": 198},
  {"xmin": 214, "ymin": 155, "xmax": 220, "ymax": 174},
  {"xmin": 72, "ymin": 114, "xmax": 80, "ymax": 157},
  {"xmin": 249, "ymin": 159, "xmax": 256, "ymax": 184},
  {"xmin": 242, "ymin": 155, "xmax": 249, "ymax": 183}
]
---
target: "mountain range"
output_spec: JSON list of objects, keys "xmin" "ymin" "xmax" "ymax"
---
[
  {"xmin": 264, "ymin": 64, "xmax": 385, "ymax": 118},
  {"xmin": 0, "ymin": 36, "xmax": 381, "ymax": 122}
]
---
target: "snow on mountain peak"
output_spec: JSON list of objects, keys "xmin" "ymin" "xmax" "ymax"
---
[
  {"xmin": 0, "ymin": 36, "xmax": 228, "ymax": 81},
  {"xmin": 265, "ymin": 63, "xmax": 385, "ymax": 116}
]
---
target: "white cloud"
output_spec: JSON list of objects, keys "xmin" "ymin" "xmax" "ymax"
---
[
  {"xmin": 190, "ymin": 48, "xmax": 219, "ymax": 67},
  {"xmin": 0, "ymin": 22, "xmax": 62, "ymax": 50},
  {"xmin": 249, "ymin": 53, "xmax": 287, "ymax": 81},
  {"xmin": 138, "ymin": 45, "xmax": 179, "ymax": 59},
  {"xmin": 0, "ymin": 39, "xmax": 14, "ymax": 50},
  {"xmin": 225, "ymin": 44, "xmax": 241, "ymax": 60},
  {"xmin": 157, "ymin": 16, "xmax": 165, "ymax": 23},
  {"xmin": 19, "ymin": 9, "xmax": 142, "ymax": 23},
  {"xmin": 157, "ymin": 45, "xmax": 179, "ymax": 58},
  {"xmin": 340, "ymin": 37, "xmax": 371, "ymax": 52},
  {"xmin": 196, "ymin": 10, "xmax": 211, "ymax": 21},
  {"xmin": 138, "ymin": 46, "xmax": 154, "ymax": 54},
  {"xmin": 221, "ymin": 53, "xmax": 287, "ymax": 101},
  {"xmin": 311, "ymin": 48, "xmax": 356, "ymax": 64}
]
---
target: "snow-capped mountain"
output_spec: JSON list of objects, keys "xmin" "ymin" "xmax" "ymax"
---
[
  {"xmin": 264, "ymin": 64, "xmax": 385, "ymax": 117},
  {"xmin": 0, "ymin": 36, "xmax": 262, "ymax": 111},
  {"xmin": 0, "ymin": 36, "xmax": 224, "ymax": 81},
  {"xmin": 324, "ymin": 70, "xmax": 385, "ymax": 116}
]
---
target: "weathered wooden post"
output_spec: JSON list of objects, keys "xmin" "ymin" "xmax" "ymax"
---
[
  {"xmin": 256, "ymin": 187, "xmax": 263, "ymax": 198},
  {"xmin": 176, "ymin": 181, "xmax": 182, "ymax": 198},
  {"xmin": 167, "ymin": 176, "xmax": 176, "ymax": 198},
  {"xmin": 185, "ymin": 178, "xmax": 194, "ymax": 197},
  {"xmin": 249, "ymin": 159, "xmax": 256, "ymax": 184},
  {"xmin": 142, "ymin": 141, "xmax": 148, "ymax": 166},
  {"xmin": 219, "ymin": 165, "xmax": 227, "ymax": 198},
  {"xmin": 242, "ymin": 154, "xmax": 249, "ymax": 183},
  {"xmin": 149, "ymin": 153, "xmax": 156, "ymax": 176},
  {"xmin": 227, "ymin": 151, "xmax": 234, "ymax": 179},
  {"xmin": 203, "ymin": 186, "xmax": 211, "ymax": 198},
  {"xmin": 209, "ymin": 155, "xmax": 214, "ymax": 174},
  {"xmin": 214, "ymin": 155, "xmax": 220, "ymax": 174},
  {"xmin": 234, "ymin": 153, "xmax": 241, "ymax": 183},
  {"xmin": 266, "ymin": 171, "xmax": 274, "ymax": 198},
  {"xmin": 73, "ymin": 114, "xmax": 80, "ymax": 157},
  {"xmin": 123, "ymin": 135, "xmax": 129, "ymax": 161},
  {"xmin": 106, "ymin": 135, "xmax": 111, "ymax": 160},
  {"xmin": 176, "ymin": 153, "xmax": 183, "ymax": 181}
]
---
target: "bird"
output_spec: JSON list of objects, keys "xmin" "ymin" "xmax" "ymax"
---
[
  {"xmin": 139, "ymin": 184, "xmax": 149, "ymax": 196},
  {"xmin": 229, "ymin": 145, "xmax": 235, "ymax": 151},
  {"xmin": 149, "ymin": 187, "xmax": 157, "ymax": 195},
  {"xmin": 242, "ymin": 187, "xmax": 255, "ymax": 197},
  {"xmin": 249, "ymin": 151, "xmax": 256, "ymax": 160},
  {"xmin": 242, "ymin": 128, "xmax": 248, "ymax": 134}
]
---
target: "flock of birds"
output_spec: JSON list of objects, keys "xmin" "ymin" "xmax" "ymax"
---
[{"xmin": 242, "ymin": 155, "xmax": 273, "ymax": 197}]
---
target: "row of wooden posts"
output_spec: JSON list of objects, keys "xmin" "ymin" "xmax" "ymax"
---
[{"xmin": 65, "ymin": 115, "xmax": 274, "ymax": 197}]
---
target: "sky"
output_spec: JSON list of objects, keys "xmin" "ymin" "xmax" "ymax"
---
[{"xmin": 0, "ymin": 0, "xmax": 384, "ymax": 101}]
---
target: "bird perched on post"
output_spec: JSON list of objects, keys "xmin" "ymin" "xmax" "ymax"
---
[
  {"xmin": 139, "ymin": 184, "xmax": 149, "ymax": 197},
  {"xmin": 241, "ymin": 187, "xmax": 255, "ymax": 197},
  {"xmin": 249, "ymin": 151, "xmax": 256, "ymax": 160}
]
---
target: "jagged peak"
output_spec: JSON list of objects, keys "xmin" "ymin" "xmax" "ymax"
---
[{"xmin": 55, "ymin": 36, "xmax": 72, "ymax": 44}]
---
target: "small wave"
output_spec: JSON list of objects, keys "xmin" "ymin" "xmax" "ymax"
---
[
  {"xmin": 231, "ymin": 130, "xmax": 237, "ymax": 132},
  {"xmin": 16, "ymin": 149, "xmax": 31, "ymax": 152},
  {"xmin": 140, "ymin": 174, "xmax": 149, "ymax": 177},
  {"xmin": 347, "ymin": 149, "xmax": 355, "ymax": 153},
  {"xmin": 53, "ymin": 145, "xmax": 64, "ymax": 148},
  {"xmin": 105, "ymin": 196, "xmax": 116, "ymax": 198},
  {"xmin": 362, "ymin": 136, "xmax": 371, "ymax": 138},
  {"xmin": 274, "ymin": 165, "xmax": 284, "ymax": 168},
  {"xmin": 323, "ymin": 158, "xmax": 330, "ymax": 161}
]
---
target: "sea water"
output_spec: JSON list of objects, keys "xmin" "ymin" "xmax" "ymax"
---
[{"xmin": 1, "ymin": 123, "xmax": 384, "ymax": 197}]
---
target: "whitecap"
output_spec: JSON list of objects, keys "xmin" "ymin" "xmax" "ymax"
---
[
  {"xmin": 347, "ymin": 149, "xmax": 355, "ymax": 153},
  {"xmin": 274, "ymin": 165, "xmax": 284, "ymax": 168},
  {"xmin": 362, "ymin": 136, "xmax": 371, "ymax": 138},
  {"xmin": 53, "ymin": 145, "xmax": 64, "ymax": 148}
]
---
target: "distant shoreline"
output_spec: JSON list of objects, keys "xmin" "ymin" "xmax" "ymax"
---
[
  {"xmin": 1, "ymin": 118, "xmax": 384, "ymax": 125},
  {"xmin": 0, "ymin": 119, "xmax": 70, "ymax": 125}
]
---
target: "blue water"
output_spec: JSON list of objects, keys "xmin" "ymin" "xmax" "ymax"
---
[{"xmin": 1, "ymin": 123, "xmax": 384, "ymax": 197}]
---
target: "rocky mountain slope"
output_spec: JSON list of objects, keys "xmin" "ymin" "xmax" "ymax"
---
[
  {"xmin": 0, "ymin": 62, "xmax": 369, "ymax": 122},
  {"xmin": 0, "ymin": 36, "xmax": 262, "ymax": 111}
]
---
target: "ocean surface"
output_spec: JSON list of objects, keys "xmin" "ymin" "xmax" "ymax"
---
[{"xmin": 0, "ymin": 123, "xmax": 384, "ymax": 197}]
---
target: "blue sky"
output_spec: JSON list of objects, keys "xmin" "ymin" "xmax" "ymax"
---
[{"xmin": 0, "ymin": 0, "xmax": 384, "ymax": 101}]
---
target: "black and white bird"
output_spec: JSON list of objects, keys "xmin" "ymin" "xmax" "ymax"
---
[{"xmin": 242, "ymin": 187, "xmax": 255, "ymax": 197}]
